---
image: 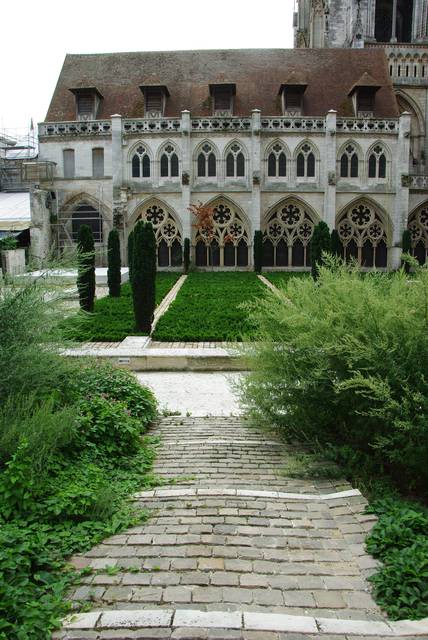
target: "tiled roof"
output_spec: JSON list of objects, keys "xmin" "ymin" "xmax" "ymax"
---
[{"xmin": 45, "ymin": 48, "xmax": 398, "ymax": 121}]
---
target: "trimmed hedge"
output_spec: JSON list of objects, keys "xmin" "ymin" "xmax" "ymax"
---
[
  {"xmin": 77, "ymin": 225, "xmax": 95, "ymax": 312},
  {"xmin": 64, "ymin": 273, "xmax": 180, "ymax": 342},
  {"xmin": 152, "ymin": 272, "xmax": 265, "ymax": 342},
  {"xmin": 107, "ymin": 228, "xmax": 121, "ymax": 297}
]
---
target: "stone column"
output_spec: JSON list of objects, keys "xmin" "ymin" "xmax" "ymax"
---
[
  {"xmin": 180, "ymin": 110, "xmax": 192, "ymax": 244},
  {"xmin": 110, "ymin": 114, "xmax": 126, "ymax": 263},
  {"xmin": 29, "ymin": 188, "xmax": 52, "ymax": 264},
  {"xmin": 250, "ymin": 109, "xmax": 262, "ymax": 268},
  {"xmin": 323, "ymin": 110, "xmax": 337, "ymax": 231},
  {"xmin": 390, "ymin": 111, "xmax": 411, "ymax": 270}
]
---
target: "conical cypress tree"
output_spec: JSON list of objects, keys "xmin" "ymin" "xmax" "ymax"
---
[
  {"xmin": 183, "ymin": 238, "xmax": 191, "ymax": 274},
  {"xmin": 131, "ymin": 221, "xmax": 157, "ymax": 333},
  {"xmin": 253, "ymin": 230, "xmax": 263, "ymax": 273},
  {"xmin": 330, "ymin": 229, "xmax": 342, "ymax": 257},
  {"xmin": 127, "ymin": 229, "xmax": 134, "ymax": 283},
  {"xmin": 107, "ymin": 228, "xmax": 121, "ymax": 297},
  {"xmin": 77, "ymin": 224, "xmax": 95, "ymax": 312},
  {"xmin": 310, "ymin": 221, "xmax": 331, "ymax": 280},
  {"xmin": 402, "ymin": 229, "xmax": 412, "ymax": 274}
]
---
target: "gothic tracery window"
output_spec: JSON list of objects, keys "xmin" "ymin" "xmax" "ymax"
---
[
  {"xmin": 132, "ymin": 145, "xmax": 150, "ymax": 178},
  {"xmin": 296, "ymin": 143, "xmax": 316, "ymax": 178},
  {"xmin": 340, "ymin": 144, "xmax": 359, "ymax": 178},
  {"xmin": 137, "ymin": 202, "xmax": 182, "ymax": 267},
  {"xmin": 160, "ymin": 143, "xmax": 179, "ymax": 178},
  {"xmin": 197, "ymin": 143, "xmax": 217, "ymax": 177},
  {"xmin": 195, "ymin": 200, "xmax": 249, "ymax": 267},
  {"xmin": 337, "ymin": 202, "xmax": 388, "ymax": 268},
  {"xmin": 368, "ymin": 145, "xmax": 387, "ymax": 179},
  {"xmin": 262, "ymin": 200, "xmax": 316, "ymax": 268},
  {"xmin": 408, "ymin": 205, "xmax": 428, "ymax": 265},
  {"xmin": 267, "ymin": 142, "xmax": 287, "ymax": 178},
  {"xmin": 225, "ymin": 143, "xmax": 245, "ymax": 178}
]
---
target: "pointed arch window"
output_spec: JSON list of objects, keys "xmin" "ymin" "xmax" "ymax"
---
[
  {"xmin": 262, "ymin": 200, "xmax": 316, "ymax": 268},
  {"xmin": 197, "ymin": 143, "xmax": 217, "ymax": 177},
  {"xmin": 226, "ymin": 143, "xmax": 245, "ymax": 178},
  {"xmin": 160, "ymin": 144, "xmax": 179, "ymax": 178},
  {"xmin": 408, "ymin": 205, "xmax": 428, "ymax": 265},
  {"xmin": 368, "ymin": 145, "xmax": 387, "ymax": 179},
  {"xmin": 337, "ymin": 202, "xmax": 388, "ymax": 268},
  {"xmin": 267, "ymin": 143, "xmax": 287, "ymax": 178},
  {"xmin": 137, "ymin": 202, "xmax": 182, "ymax": 267},
  {"xmin": 296, "ymin": 143, "xmax": 316, "ymax": 178},
  {"xmin": 340, "ymin": 144, "xmax": 359, "ymax": 178},
  {"xmin": 131, "ymin": 145, "xmax": 150, "ymax": 178},
  {"xmin": 195, "ymin": 201, "xmax": 249, "ymax": 267}
]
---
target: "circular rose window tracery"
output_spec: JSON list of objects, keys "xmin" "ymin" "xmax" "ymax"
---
[{"xmin": 337, "ymin": 201, "xmax": 388, "ymax": 268}]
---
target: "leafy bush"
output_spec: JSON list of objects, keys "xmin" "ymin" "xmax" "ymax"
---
[
  {"xmin": 0, "ymin": 235, "xmax": 18, "ymax": 251},
  {"xmin": 253, "ymin": 230, "xmax": 263, "ymax": 273},
  {"xmin": 63, "ymin": 274, "xmax": 180, "ymax": 342},
  {"xmin": 310, "ymin": 221, "xmax": 331, "ymax": 279},
  {"xmin": 153, "ymin": 272, "xmax": 266, "ymax": 341},
  {"xmin": 240, "ymin": 259, "xmax": 428, "ymax": 497},
  {"xmin": 184, "ymin": 237, "xmax": 191, "ymax": 274},
  {"xmin": 132, "ymin": 221, "xmax": 156, "ymax": 333},
  {"xmin": 330, "ymin": 229, "xmax": 341, "ymax": 256},
  {"xmin": 107, "ymin": 228, "xmax": 121, "ymax": 297},
  {"xmin": 263, "ymin": 272, "xmax": 309, "ymax": 288},
  {"xmin": 77, "ymin": 225, "xmax": 95, "ymax": 312}
]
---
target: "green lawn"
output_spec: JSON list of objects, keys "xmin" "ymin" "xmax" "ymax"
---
[
  {"xmin": 152, "ymin": 272, "xmax": 266, "ymax": 342},
  {"xmin": 64, "ymin": 273, "xmax": 181, "ymax": 342},
  {"xmin": 263, "ymin": 272, "xmax": 310, "ymax": 288}
]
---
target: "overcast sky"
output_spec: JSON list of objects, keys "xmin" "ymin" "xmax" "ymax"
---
[{"xmin": 1, "ymin": 0, "xmax": 295, "ymax": 134}]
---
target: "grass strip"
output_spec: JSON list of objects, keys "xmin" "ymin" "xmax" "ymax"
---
[
  {"xmin": 64, "ymin": 272, "xmax": 181, "ymax": 342},
  {"xmin": 153, "ymin": 272, "xmax": 266, "ymax": 342}
]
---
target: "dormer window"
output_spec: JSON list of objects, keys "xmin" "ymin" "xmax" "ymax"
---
[
  {"xmin": 209, "ymin": 84, "xmax": 236, "ymax": 116},
  {"xmin": 348, "ymin": 73, "xmax": 380, "ymax": 118},
  {"xmin": 70, "ymin": 88, "xmax": 103, "ymax": 121},
  {"xmin": 279, "ymin": 82, "xmax": 307, "ymax": 116},
  {"xmin": 140, "ymin": 85, "xmax": 169, "ymax": 117}
]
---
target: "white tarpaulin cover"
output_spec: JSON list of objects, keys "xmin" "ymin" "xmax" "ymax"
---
[{"xmin": 0, "ymin": 192, "xmax": 31, "ymax": 230}]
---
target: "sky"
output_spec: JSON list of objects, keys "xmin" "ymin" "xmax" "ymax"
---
[{"xmin": 1, "ymin": 0, "xmax": 296, "ymax": 134}]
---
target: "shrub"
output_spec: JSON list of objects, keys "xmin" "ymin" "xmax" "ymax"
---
[
  {"xmin": 330, "ymin": 229, "xmax": 341, "ymax": 257},
  {"xmin": 77, "ymin": 225, "xmax": 95, "ymax": 312},
  {"xmin": 127, "ymin": 229, "xmax": 134, "ymax": 282},
  {"xmin": 107, "ymin": 228, "xmax": 121, "ymax": 297},
  {"xmin": 253, "ymin": 230, "xmax": 263, "ymax": 273},
  {"xmin": 310, "ymin": 221, "xmax": 331, "ymax": 279},
  {"xmin": 402, "ymin": 229, "xmax": 412, "ymax": 274},
  {"xmin": 131, "ymin": 221, "xmax": 156, "ymax": 333},
  {"xmin": 240, "ymin": 259, "xmax": 428, "ymax": 497},
  {"xmin": 184, "ymin": 237, "xmax": 191, "ymax": 274},
  {"xmin": 0, "ymin": 235, "xmax": 18, "ymax": 251}
]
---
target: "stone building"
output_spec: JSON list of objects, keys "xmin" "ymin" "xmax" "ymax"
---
[
  {"xmin": 31, "ymin": 45, "xmax": 425, "ymax": 270},
  {"xmin": 295, "ymin": 0, "xmax": 428, "ymax": 265}
]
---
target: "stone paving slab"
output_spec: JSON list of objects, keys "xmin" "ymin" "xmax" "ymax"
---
[{"xmin": 55, "ymin": 416, "xmax": 427, "ymax": 639}]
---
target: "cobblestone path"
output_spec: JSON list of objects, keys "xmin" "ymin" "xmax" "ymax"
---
[{"xmin": 56, "ymin": 417, "xmax": 425, "ymax": 639}]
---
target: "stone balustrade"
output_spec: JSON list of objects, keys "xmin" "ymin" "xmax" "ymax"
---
[
  {"xmin": 411, "ymin": 174, "xmax": 428, "ymax": 189},
  {"xmin": 336, "ymin": 118, "xmax": 399, "ymax": 133},
  {"xmin": 38, "ymin": 120, "xmax": 112, "ymax": 137}
]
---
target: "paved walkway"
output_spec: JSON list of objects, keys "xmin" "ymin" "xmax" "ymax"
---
[{"xmin": 51, "ymin": 416, "xmax": 428, "ymax": 640}]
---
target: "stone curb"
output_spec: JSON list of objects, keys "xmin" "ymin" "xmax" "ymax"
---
[
  {"xmin": 132, "ymin": 487, "xmax": 363, "ymax": 501},
  {"xmin": 151, "ymin": 274, "xmax": 187, "ymax": 333},
  {"xmin": 63, "ymin": 608, "xmax": 428, "ymax": 636}
]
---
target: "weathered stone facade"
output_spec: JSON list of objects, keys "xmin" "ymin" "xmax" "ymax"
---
[{"xmin": 32, "ymin": 47, "xmax": 427, "ymax": 270}]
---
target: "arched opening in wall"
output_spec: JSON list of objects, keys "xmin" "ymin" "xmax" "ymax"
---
[
  {"xmin": 336, "ymin": 201, "xmax": 389, "ymax": 268},
  {"xmin": 194, "ymin": 199, "xmax": 250, "ymax": 268},
  {"xmin": 375, "ymin": 0, "xmax": 413, "ymax": 43},
  {"xmin": 262, "ymin": 199, "xmax": 316, "ymax": 269},
  {"xmin": 136, "ymin": 201, "xmax": 183, "ymax": 267},
  {"xmin": 71, "ymin": 204, "xmax": 103, "ymax": 243},
  {"xmin": 408, "ymin": 205, "xmax": 428, "ymax": 265}
]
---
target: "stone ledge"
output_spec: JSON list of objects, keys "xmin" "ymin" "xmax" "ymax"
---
[
  {"xmin": 62, "ymin": 608, "xmax": 428, "ymax": 636},
  {"xmin": 132, "ymin": 487, "xmax": 362, "ymax": 501}
]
